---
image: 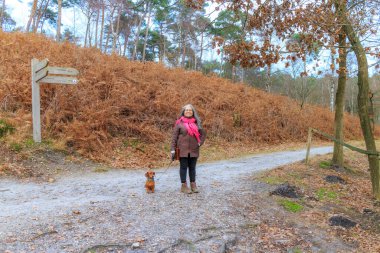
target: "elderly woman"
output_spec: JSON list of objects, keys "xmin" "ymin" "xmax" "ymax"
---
[{"xmin": 171, "ymin": 104, "xmax": 206, "ymax": 194}]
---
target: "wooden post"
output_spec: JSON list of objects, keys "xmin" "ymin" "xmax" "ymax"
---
[
  {"xmin": 31, "ymin": 58, "xmax": 78, "ymax": 143},
  {"xmin": 31, "ymin": 58, "xmax": 41, "ymax": 143},
  {"xmin": 305, "ymin": 128, "xmax": 313, "ymax": 165}
]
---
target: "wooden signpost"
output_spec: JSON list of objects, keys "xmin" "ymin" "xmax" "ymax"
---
[{"xmin": 31, "ymin": 58, "xmax": 79, "ymax": 143}]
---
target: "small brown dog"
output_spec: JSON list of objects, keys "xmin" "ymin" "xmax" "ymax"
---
[{"xmin": 145, "ymin": 171, "xmax": 156, "ymax": 193}]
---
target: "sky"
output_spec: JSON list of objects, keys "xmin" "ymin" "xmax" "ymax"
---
[
  {"xmin": 6, "ymin": 0, "xmax": 378, "ymax": 77},
  {"xmin": 7, "ymin": 0, "xmax": 30, "ymax": 27},
  {"xmin": 7, "ymin": 0, "xmax": 87, "ymax": 37}
]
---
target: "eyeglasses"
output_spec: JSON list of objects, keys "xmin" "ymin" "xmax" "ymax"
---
[{"xmin": 184, "ymin": 109, "xmax": 193, "ymax": 112}]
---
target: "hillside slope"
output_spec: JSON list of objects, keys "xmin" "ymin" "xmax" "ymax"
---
[{"xmin": 0, "ymin": 32, "xmax": 365, "ymax": 167}]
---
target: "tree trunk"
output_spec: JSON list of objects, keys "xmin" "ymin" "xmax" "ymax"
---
[
  {"xmin": 321, "ymin": 81, "xmax": 324, "ymax": 106},
  {"xmin": 132, "ymin": 2, "xmax": 147, "ymax": 61},
  {"xmin": 111, "ymin": 6, "xmax": 121, "ymax": 54},
  {"xmin": 88, "ymin": 19, "xmax": 92, "ymax": 47},
  {"xmin": 194, "ymin": 53, "xmax": 197, "ymax": 70},
  {"xmin": 332, "ymin": 33, "xmax": 347, "ymax": 167},
  {"xmin": 99, "ymin": 1, "xmax": 105, "ymax": 52},
  {"xmin": 158, "ymin": 23, "xmax": 164, "ymax": 62},
  {"xmin": 73, "ymin": 7, "xmax": 76, "ymax": 41},
  {"xmin": 123, "ymin": 30, "xmax": 130, "ymax": 57},
  {"xmin": 220, "ymin": 42, "xmax": 225, "ymax": 76},
  {"xmin": 94, "ymin": 7, "xmax": 99, "ymax": 48},
  {"xmin": 105, "ymin": 27, "xmax": 110, "ymax": 53},
  {"xmin": 266, "ymin": 64, "xmax": 272, "ymax": 92},
  {"xmin": 182, "ymin": 36, "xmax": 186, "ymax": 68},
  {"xmin": 0, "ymin": 0, "xmax": 5, "ymax": 30},
  {"xmin": 341, "ymin": 2, "xmax": 380, "ymax": 200},
  {"xmin": 330, "ymin": 53, "xmax": 335, "ymax": 112},
  {"xmin": 26, "ymin": 0, "xmax": 38, "ymax": 32},
  {"xmin": 142, "ymin": 2, "xmax": 151, "ymax": 62},
  {"xmin": 177, "ymin": 23, "xmax": 182, "ymax": 67},
  {"xmin": 34, "ymin": 0, "xmax": 50, "ymax": 33},
  {"xmin": 56, "ymin": 0, "xmax": 62, "ymax": 41},
  {"xmin": 351, "ymin": 81, "xmax": 354, "ymax": 115},
  {"xmin": 199, "ymin": 31, "xmax": 204, "ymax": 70},
  {"xmin": 84, "ymin": 12, "xmax": 90, "ymax": 47}
]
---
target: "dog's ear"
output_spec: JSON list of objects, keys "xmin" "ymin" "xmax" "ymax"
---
[
  {"xmin": 152, "ymin": 172, "xmax": 155, "ymax": 176},
  {"xmin": 145, "ymin": 172, "xmax": 149, "ymax": 177}
]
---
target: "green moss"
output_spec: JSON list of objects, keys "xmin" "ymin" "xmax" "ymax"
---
[
  {"xmin": 316, "ymin": 188, "xmax": 338, "ymax": 200},
  {"xmin": 319, "ymin": 160, "xmax": 332, "ymax": 169},
  {"xmin": 278, "ymin": 199, "xmax": 303, "ymax": 212}
]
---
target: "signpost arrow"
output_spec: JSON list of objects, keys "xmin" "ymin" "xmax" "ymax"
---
[
  {"xmin": 35, "ymin": 67, "xmax": 49, "ymax": 82},
  {"xmin": 39, "ymin": 75, "xmax": 78, "ymax": 85},
  {"xmin": 31, "ymin": 58, "xmax": 79, "ymax": 143},
  {"xmin": 34, "ymin": 59, "xmax": 49, "ymax": 73},
  {"xmin": 48, "ymin": 67, "xmax": 79, "ymax": 76}
]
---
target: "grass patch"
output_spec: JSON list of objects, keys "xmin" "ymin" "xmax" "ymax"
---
[
  {"xmin": 319, "ymin": 160, "xmax": 332, "ymax": 169},
  {"xmin": 123, "ymin": 138, "xmax": 141, "ymax": 148},
  {"xmin": 259, "ymin": 176, "xmax": 285, "ymax": 185},
  {"xmin": 289, "ymin": 247, "xmax": 303, "ymax": 253},
  {"xmin": 240, "ymin": 223, "xmax": 259, "ymax": 229},
  {"xmin": 9, "ymin": 142, "xmax": 22, "ymax": 152},
  {"xmin": 24, "ymin": 138, "xmax": 36, "ymax": 148},
  {"xmin": 123, "ymin": 138, "xmax": 145, "ymax": 152},
  {"xmin": 316, "ymin": 188, "xmax": 338, "ymax": 200},
  {"xmin": 0, "ymin": 119, "xmax": 15, "ymax": 138},
  {"xmin": 278, "ymin": 199, "xmax": 303, "ymax": 212},
  {"xmin": 93, "ymin": 166, "xmax": 109, "ymax": 173}
]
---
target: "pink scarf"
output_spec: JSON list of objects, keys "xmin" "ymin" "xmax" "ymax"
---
[{"xmin": 175, "ymin": 116, "xmax": 201, "ymax": 143}]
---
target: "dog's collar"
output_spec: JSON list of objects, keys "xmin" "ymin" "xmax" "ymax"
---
[{"xmin": 147, "ymin": 178, "xmax": 155, "ymax": 182}]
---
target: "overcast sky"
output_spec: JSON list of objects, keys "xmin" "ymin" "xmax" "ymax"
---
[
  {"xmin": 7, "ymin": 0, "xmax": 30, "ymax": 27},
  {"xmin": 7, "ymin": 0, "xmax": 86, "ymax": 36}
]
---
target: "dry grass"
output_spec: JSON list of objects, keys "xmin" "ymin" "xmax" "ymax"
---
[
  {"xmin": 257, "ymin": 149, "xmax": 380, "ymax": 252},
  {"xmin": 0, "ymin": 31, "xmax": 372, "ymax": 168}
]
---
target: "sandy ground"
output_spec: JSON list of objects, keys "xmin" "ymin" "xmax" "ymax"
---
[{"xmin": 0, "ymin": 147, "xmax": 356, "ymax": 252}]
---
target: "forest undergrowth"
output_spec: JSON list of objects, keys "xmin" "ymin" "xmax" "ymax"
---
[{"xmin": 0, "ymin": 31, "xmax": 372, "ymax": 169}]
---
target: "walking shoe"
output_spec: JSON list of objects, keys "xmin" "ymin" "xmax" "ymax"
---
[
  {"xmin": 190, "ymin": 182, "xmax": 199, "ymax": 193},
  {"xmin": 181, "ymin": 183, "xmax": 192, "ymax": 194}
]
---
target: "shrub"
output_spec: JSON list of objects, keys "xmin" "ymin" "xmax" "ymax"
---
[{"xmin": 0, "ymin": 119, "xmax": 15, "ymax": 138}]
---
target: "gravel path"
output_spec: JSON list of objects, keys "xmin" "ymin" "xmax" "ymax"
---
[{"xmin": 0, "ymin": 146, "xmax": 355, "ymax": 252}]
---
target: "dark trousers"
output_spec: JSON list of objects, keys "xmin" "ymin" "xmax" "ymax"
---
[{"xmin": 179, "ymin": 155, "xmax": 197, "ymax": 183}]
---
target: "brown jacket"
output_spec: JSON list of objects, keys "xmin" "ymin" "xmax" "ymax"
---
[{"xmin": 171, "ymin": 123, "xmax": 206, "ymax": 158}]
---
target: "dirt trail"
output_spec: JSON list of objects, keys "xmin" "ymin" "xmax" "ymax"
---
[{"xmin": 0, "ymin": 147, "xmax": 356, "ymax": 252}]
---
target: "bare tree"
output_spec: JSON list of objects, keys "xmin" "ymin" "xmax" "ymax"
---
[
  {"xmin": 0, "ymin": 0, "xmax": 5, "ymax": 30},
  {"xmin": 56, "ymin": 0, "xmax": 62, "ymax": 41},
  {"xmin": 142, "ymin": 1, "xmax": 152, "ymax": 62},
  {"xmin": 26, "ymin": 0, "xmax": 38, "ymax": 32},
  {"xmin": 132, "ymin": 0, "xmax": 148, "ymax": 60}
]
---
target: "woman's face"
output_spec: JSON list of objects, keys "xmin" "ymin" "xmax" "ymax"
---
[{"xmin": 184, "ymin": 106, "xmax": 194, "ymax": 118}]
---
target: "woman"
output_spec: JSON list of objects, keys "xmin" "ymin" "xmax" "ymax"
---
[{"xmin": 171, "ymin": 104, "xmax": 206, "ymax": 194}]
